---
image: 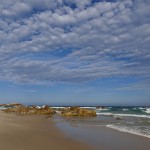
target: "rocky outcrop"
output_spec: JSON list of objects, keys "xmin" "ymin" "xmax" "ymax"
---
[
  {"xmin": 3, "ymin": 105, "xmax": 96, "ymax": 117},
  {"xmin": 4, "ymin": 105, "xmax": 55, "ymax": 116},
  {"xmin": 0, "ymin": 103, "xmax": 22, "ymax": 107},
  {"xmin": 61, "ymin": 107, "xmax": 96, "ymax": 117}
]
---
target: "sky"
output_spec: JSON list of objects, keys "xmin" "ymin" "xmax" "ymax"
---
[{"xmin": 0, "ymin": 0, "xmax": 150, "ymax": 106}]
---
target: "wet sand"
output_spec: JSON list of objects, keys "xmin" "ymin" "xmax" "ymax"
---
[
  {"xmin": 0, "ymin": 111, "xmax": 92, "ymax": 150},
  {"xmin": 55, "ymin": 118, "xmax": 150, "ymax": 150}
]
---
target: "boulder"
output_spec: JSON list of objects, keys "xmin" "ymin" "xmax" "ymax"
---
[{"xmin": 61, "ymin": 107, "xmax": 96, "ymax": 117}]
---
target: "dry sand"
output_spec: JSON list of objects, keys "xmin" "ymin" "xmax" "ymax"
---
[{"xmin": 0, "ymin": 111, "xmax": 93, "ymax": 150}]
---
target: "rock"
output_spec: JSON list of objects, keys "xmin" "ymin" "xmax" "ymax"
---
[
  {"xmin": 61, "ymin": 107, "xmax": 96, "ymax": 117},
  {"xmin": 0, "ymin": 103, "xmax": 22, "ymax": 107},
  {"xmin": 78, "ymin": 108, "xmax": 96, "ymax": 116},
  {"xmin": 4, "ymin": 105, "xmax": 56, "ymax": 116}
]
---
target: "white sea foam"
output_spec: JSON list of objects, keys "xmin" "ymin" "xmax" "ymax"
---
[
  {"xmin": 96, "ymin": 108, "xmax": 109, "ymax": 111},
  {"xmin": 106, "ymin": 124, "xmax": 150, "ymax": 139},
  {"xmin": 81, "ymin": 107, "xmax": 96, "ymax": 109},
  {"xmin": 0, "ymin": 107, "xmax": 6, "ymax": 110},
  {"xmin": 96, "ymin": 113, "xmax": 150, "ymax": 118},
  {"xmin": 139, "ymin": 107, "xmax": 145, "ymax": 110},
  {"xmin": 145, "ymin": 108, "xmax": 150, "ymax": 114},
  {"xmin": 96, "ymin": 112, "xmax": 113, "ymax": 116},
  {"xmin": 114, "ymin": 114, "xmax": 150, "ymax": 118},
  {"xmin": 52, "ymin": 107, "xmax": 65, "ymax": 109},
  {"xmin": 36, "ymin": 106, "xmax": 41, "ymax": 109}
]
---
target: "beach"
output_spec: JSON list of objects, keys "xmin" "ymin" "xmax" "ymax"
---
[
  {"xmin": 0, "ymin": 0, "xmax": 149, "ymax": 148},
  {"xmin": 1, "ymin": 110, "xmax": 150, "ymax": 150},
  {"xmin": 0, "ymin": 111, "xmax": 92, "ymax": 150}
]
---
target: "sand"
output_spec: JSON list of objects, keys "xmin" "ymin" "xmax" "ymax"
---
[
  {"xmin": 1, "ymin": 111, "xmax": 150, "ymax": 150},
  {"xmin": 0, "ymin": 111, "xmax": 92, "ymax": 150}
]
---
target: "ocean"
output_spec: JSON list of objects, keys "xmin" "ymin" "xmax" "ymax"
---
[
  {"xmin": 54, "ymin": 106, "xmax": 150, "ymax": 139},
  {"xmin": 75, "ymin": 107, "xmax": 150, "ymax": 139},
  {"xmin": 52, "ymin": 106, "xmax": 150, "ymax": 150}
]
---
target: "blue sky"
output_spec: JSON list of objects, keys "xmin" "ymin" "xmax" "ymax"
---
[{"xmin": 0, "ymin": 0, "xmax": 150, "ymax": 106}]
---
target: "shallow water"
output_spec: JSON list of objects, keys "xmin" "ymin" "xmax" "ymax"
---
[
  {"xmin": 53, "ymin": 106, "xmax": 150, "ymax": 150},
  {"xmin": 55, "ymin": 115, "xmax": 150, "ymax": 150},
  {"xmin": 95, "ymin": 106, "xmax": 150, "ymax": 138}
]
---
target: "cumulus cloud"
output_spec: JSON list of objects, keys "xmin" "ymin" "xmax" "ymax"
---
[{"xmin": 0, "ymin": 0, "xmax": 150, "ymax": 84}]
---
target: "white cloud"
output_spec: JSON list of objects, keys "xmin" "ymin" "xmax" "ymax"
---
[{"xmin": 0, "ymin": 0, "xmax": 150, "ymax": 84}]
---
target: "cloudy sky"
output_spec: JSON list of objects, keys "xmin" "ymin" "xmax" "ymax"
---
[{"xmin": 0, "ymin": 0, "xmax": 150, "ymax": 106}]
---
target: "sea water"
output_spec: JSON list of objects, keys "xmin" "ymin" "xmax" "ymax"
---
[
  {"xmin": 55, "ymin": 106, "xmax": 150, "ymax": 139},
  {"xmin": 77, "ymin": 106, "xmax": 150, "ymax": 139},
  {"xmin": 54, "ymin": 107, "xmax": 150, "ymax": 150}
]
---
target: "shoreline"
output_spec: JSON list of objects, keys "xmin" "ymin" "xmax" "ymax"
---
[
  {"xmin": 0, "ymin": 111, "xmax": 93, "ymax": 150},
  {"xmin": 1, "ymin": 110, "xmax": 150, "ymax": 150},
  {"xmin": 55, "ymin": 116, "xmax": 150, "ymax": 150}
]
